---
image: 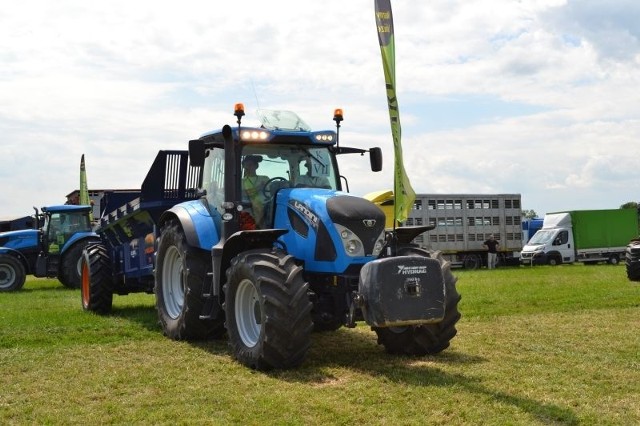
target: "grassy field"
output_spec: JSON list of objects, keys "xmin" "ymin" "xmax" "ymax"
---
[{"xmin": 1, "ymin": 264, "xmax": 638, "ymax": 425}]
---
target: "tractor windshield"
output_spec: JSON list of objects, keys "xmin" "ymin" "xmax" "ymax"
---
[
  {"xmin": 201, "ymin": 143, "xmax": 339, "ymax": 230},
  {"xmin": 241, "ymin": 144, "xmax": 338, "ymax": 192}
]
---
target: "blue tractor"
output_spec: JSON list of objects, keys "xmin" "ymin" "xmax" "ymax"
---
[
  {"xmin": 0, "ymin": 205, "xmax": 98, "ymax": 291},
  {"xmin": 81, "ymin": 105, "xmax": 461, "ymax": 370}
]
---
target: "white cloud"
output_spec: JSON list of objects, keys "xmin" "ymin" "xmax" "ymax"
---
[{"xmin": 1, "ymin": 0, "xmax": 639, "ymax": 219}]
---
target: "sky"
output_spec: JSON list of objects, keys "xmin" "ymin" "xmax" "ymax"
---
[{"xmin": 1, "ymin": 0, "xmax": 640, "ymax": 219}]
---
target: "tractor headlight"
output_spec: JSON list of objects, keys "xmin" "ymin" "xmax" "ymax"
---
[
  {"xmin": 335, "ymin": 224, "xmax": 365, "ymax": 257},
  {"xmin": 371, "ymin": 231, "xmax": 386, "ymax": 257},
  {"xmin": 240, "ymin": 130, "xmax": 270, "ymax": 141}
]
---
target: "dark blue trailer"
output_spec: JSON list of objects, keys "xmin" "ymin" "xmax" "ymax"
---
[{"xmin": 81, "ymin": 150, "xmax": 200, "ymax": 309}]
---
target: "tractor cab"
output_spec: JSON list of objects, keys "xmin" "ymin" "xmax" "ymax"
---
[
  {"xmin": 192, "ymin": 104, "xmax": 382, "ymax": 233},
  {"xmin": 40, "ymin": 206, "xmax": 93, "ymax": 254}
]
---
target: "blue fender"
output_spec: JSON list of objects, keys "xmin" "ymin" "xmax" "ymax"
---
[
  {"xmin": 159, "ymin": 200, "xmax": 221, "ymax": 250},
  {"xmin": 60, "ymin": 232, "xmax": 100, "ymax": 254},
  {"xmin": 0, "ymin": 247, "xmax": 30, "ymax": 270}
]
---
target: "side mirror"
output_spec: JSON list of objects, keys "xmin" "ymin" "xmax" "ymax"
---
[
  {"xmin": 369, "ymin": 147, "xmax": 383, "ymax": 172},
  {"xmin": 188, "ymin": 139, "xmax": 206, "ymax": 167}
]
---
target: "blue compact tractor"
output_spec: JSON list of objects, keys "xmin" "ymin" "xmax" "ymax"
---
[
  {"xmin": 81, "ymin": 105, "xmax": 461, "ymax": 370},
  {"xmin": 0, "ymin": 205, "xmax": 98, "ymax": 291}
]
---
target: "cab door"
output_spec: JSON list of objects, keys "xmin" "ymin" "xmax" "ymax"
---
[{"xmin": 552, "ymin": 229, "xmax": 575, "ymax": 263}]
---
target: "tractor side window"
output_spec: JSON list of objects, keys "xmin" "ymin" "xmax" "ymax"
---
[{"xmin": 203, "ymin": 147, "xmax": 226, "ymax": 218}]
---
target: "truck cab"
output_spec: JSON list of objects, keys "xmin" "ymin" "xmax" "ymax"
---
[{"xmin": 520, "ymin": 213, "xmax": 575, "ymax": 265}]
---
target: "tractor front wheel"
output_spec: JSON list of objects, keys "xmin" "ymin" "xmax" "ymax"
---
[
  {"xmin": 373, "ymin": 249, "xmax": 461, "ymax": 356},
  {"xmin": 0, "ymin": 255, "xmax": 26, "ymax": 292},
  {"xmin": 224, "ymin": 249, "xmax": 313, "ymax": 370}
]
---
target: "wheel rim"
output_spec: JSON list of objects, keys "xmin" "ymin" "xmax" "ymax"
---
[
  {"xmin": 0, "ymin": 264, "xmax": 15, "ymax": 289},
  {"xmin": 76, "ymin": 256, "xmax": 83, "ymax": 278},
  {"xmin": 81, "ymin": 261, "xmax": 90, "ymax": 307},
  {"xmin": 162, "ymin": 246, "xmax": 184, "ymax": 319},
  {"xmin": 235, "ymin": 278, "xmax": 261, "ymax": 348}
]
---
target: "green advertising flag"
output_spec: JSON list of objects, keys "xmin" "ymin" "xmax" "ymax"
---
[
  {"xmin": 374, "ymin": 0, "xmax": 415, "ymax": 224},
  {"xmin": 79, "ymin": 154, "xmax": 93, "ymax": 221}
]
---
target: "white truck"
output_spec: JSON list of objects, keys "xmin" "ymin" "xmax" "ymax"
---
[{"xmin": 520, "ymin": 209, "xmax": 638, "ymax": 265}]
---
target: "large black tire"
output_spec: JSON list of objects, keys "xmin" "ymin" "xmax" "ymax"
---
[
  {"xmin": 60, "ymin": 239, "xmax": 97, "ymax": 289},
  {"xmin": 81, "ymin": 243, "xmax": 114, "ymax": 314},
  {"xmin": 0, "ymin": 254, "xmax": 26, "ymax": 292},
  {"xmin": 625, "ymin": 241, "xmax": 640, "ymax": 281},
  {"xmin": 224, "ymin": 249, "xmax": 313, "ymax": 370},
  {"xmin": 155, "ymin": 220, "xmax": 225, "ymax": 340},
  {"xmin": 373, "ymin": 248, "xmax": 461, "ymax": 356}
]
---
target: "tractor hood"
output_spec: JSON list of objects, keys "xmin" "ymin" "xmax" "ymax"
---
[
  {"xmin": 0, "ymin": 229, "xmax": 38, "ymax": 249},
  {"xmin": 274, "ymin": 188, "xmax": 386, "ymax": 274}
]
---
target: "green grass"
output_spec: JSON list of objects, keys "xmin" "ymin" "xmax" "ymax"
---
[{"xmin": 1, "ymin": 266, "xmax": 639, "ymax": 425}]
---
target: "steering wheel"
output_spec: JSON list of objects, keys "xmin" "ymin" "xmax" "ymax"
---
[{"xmin": 262, "ymin": 177, "xmax": 289, "ymax": 199}]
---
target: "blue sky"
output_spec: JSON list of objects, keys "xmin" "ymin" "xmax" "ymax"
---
[{"xmin": 1, "ymin": 0, "xmax": 640, "ymax": 218}]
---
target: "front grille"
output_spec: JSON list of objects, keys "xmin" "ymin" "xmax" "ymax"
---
[{"xmin": 326, "ymin": 196, "xmax": 385, "ymax": 254}]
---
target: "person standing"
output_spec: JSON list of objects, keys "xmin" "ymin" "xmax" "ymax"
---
[{"xmin": 483, "ymin": 234, "xmax": 500, "ymax": 269}]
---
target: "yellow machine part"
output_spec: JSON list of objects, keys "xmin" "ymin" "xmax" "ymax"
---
[{"xmin": 363, "ymin": 190, "xmax": 396, "ymax": 229}]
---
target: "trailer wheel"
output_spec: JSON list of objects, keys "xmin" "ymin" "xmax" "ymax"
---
[
  {"xmin": 373, "ymin": 249, "xmax": 461, "ymax": 356},
  {"xmin": 0, "ymin": 254, "xmax": 26, "ymax": 292},
  {"xmin": 81, "ymin": 243, "xmax": 114, "ymax": 314},
  {"xmin": 224, "ymin": 249, "xmax": 313, "ymax": 370},
  {"xmin": 607, "ymin": 254, "xmax": 619, "ymax": 265},
  {"xmin": 155, "ymin": 220, "xmax": 225, "ymax": 340},
  {"xmin": 61, "ymin": 240, "xmax": 96, "ymax": 289},
  {"xmin": 462, "ymin": 255, "xmax": 480, "ymax": 270}
]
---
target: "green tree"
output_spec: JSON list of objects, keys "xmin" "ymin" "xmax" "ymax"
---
[
  {"xmin": 620, "ymin": 201, "xmax": 638, "ymax": 209},
  {"xmin": 521, "ymin": 209, "xmax": 538, "ymax": 219}
]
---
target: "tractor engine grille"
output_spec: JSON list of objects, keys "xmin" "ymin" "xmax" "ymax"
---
[{"xmin": 326, "ymin": 195, "xmax": 385, "ymax": 255}]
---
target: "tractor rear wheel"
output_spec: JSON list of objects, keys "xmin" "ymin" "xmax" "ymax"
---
[
  {"xmin": 155, "ymin": 220, "xmax": 225, "ymax": 340},
  {"xmin": 0, "ymin": 255, "xmax": 26, "ymax": 292},
  {"xmin": 224, "ymin": 249, "xmax": 313, "ymax": 370},
  {"xmin": 61, "ymin": 240, "xmax": 96, "ymax": 289},
  {"xmin": 373, "ymin": 249, "xmax": 461, "ymax": 356},
  {"xmin": 81, "ymin": 243, "xmax": 114, "ymax": 314}
]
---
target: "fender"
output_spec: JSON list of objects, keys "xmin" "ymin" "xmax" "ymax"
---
[
  {"xmin": 159, "ymin": 200, "xmax": 221, "ymax": 250},
  {"xmin": 60, "ymin": 232, "xmax": 100, "ymax": 255},
  {"xmin": 545, "ymin": 250, "xmax": 564, "ymax": 264},
  {"xmin": 0, "ymin": 247, "xmax": 29, "ymax": 270},
  {"xmin": 211, "ymin": 229, "xmax": 288, "ymax": 297}
]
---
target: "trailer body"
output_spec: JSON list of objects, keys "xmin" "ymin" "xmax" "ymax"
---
[{"xmin": 365, "ymin": 191, "xmax": 523, "ymax": 269}]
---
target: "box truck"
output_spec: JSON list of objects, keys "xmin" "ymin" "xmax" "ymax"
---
[{"xmin": 520, "ymin": 209, "xmax": 638, "ymax": 265}]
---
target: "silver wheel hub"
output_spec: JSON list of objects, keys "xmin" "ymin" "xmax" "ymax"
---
[
  {"xmin": 162, "ymin": 246, "xmax": 185, "ymax": 319},
  {"xmin": 235, "ymin": 278, "xmax": 262, "ymax": 347}
]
